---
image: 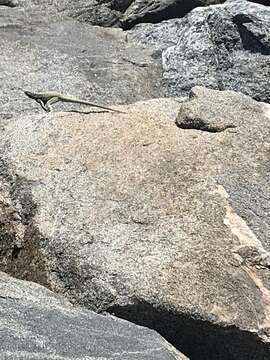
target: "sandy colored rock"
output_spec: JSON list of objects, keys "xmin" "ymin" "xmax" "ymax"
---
[{"xmin": 1, "ymin": 87, "xmax": 270, "ymax": 359}]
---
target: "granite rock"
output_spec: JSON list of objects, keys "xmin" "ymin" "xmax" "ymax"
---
[
  {"xmin": 0, "ymin": 88, "xmax": 270, "ymax": 359},
  {"xmin": 0, "ymin": 271, "xmax": 188, "ymax": 359},
  {"xmin": 129, "ymin": 0, "xmax": 270, "ymax": 102},
  {"xmin": 0, "ymin": 7, "xmax": 163, "ymax": 117}
]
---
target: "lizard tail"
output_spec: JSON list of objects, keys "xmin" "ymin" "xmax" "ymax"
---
[
  {"xmin": 88, "ymin": 103, "xmax": 124, "ymax": 113},
  {"xmin": 64, "ymin": 98, "xmax": 124, "ymax": 113}
]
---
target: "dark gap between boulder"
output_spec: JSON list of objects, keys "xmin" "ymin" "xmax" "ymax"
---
[
  {"xmin": 0, "ymin": 0, "xmax": 16, "ymax": 7},
  {"xmin": 121, "ymin": 0, "xmax": 212, "ymax": 30},
  {"xmin": 107, "ymin": 301, "xmax": 269, "ymax": 360}
]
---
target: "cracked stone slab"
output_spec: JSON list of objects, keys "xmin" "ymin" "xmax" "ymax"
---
[
  {"xmin": 0, "ymin": 271, "xmax": 188, "ymax": 360},
  {"xmin": 0, "ymin": 89, "xmax": 270, "ymax": 359}
]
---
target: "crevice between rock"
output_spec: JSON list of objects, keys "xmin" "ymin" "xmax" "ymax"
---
[
  {"xmin": 0, "ymin": 0, "xmax": 16, "ymax": 7},
  {"xmin": 121, "ymin": 0, "xmax": 226, "ymax": 30},
  {"xmin": 107, "ymin": 300, "xmax": 270, "ymax": 360}
]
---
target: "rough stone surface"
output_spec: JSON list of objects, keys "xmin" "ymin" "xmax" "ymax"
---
[
  {"xmin": 0, "ymin": 271, "xmax": 188, "ymax": 360},
  {"xmin": 10, "ymin": 0, "xmax": 270, "ymax": 28},
  {"xmin": 12, "ymin": 0, "xmax": 132, "ymax": 27},
  {"xmin": 121, "ymin": 0, "xmax": 226, "ymax": 29},
  {"xmin": 129, "ymin": 0, "xmax": 270, "ymax": 102},
  {"xmin": 1, "ymin": 88, "xmax": 270, "ymax": 359},
  {"xmin": 0, "ymin": 7, "xmax": 163, "ymax": 116},
  {"xmin": 176, "ymin": 86, "xmax": 260, "ymax": 132}
]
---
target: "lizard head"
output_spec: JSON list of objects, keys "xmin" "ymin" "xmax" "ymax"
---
[{"xmin": 24, "ymin": 91, "xmax": 38, "ymax": 100}]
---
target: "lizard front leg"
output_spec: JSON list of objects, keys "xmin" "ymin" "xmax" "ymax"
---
[{"xmin": 36, "ymin": 99, "xmax": 48, "ymax": 112}]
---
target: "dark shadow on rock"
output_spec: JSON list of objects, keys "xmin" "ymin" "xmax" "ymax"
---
[
  {"xmin": 0, "ymin": 0, "xmax": 16, "ymax": 7},
  {"xmin": 175, "ymin": 117, "xmax": 236, "ymax": 132},
  {"xmin": 249, "ymin": 0, "xmax": 270, "ymax": 5},
  {"xmin": 121, "ymin": 0, "xmax": 219, "ymax": 30},
  {"xmin": 108, "ymin": 300, "xmax": 270, "ymax": 360},
  {"xmin": 233, "ymin": 14, "xmax": 270, "ymax": 55}
]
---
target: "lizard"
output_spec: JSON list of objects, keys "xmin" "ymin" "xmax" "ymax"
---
[{"xmin": 24, "ymin": 91, "xmax": 124, "ymax": 113}]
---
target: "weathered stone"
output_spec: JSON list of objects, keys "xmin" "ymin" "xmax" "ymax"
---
[
  {"xmin": 176, "ymin": 86, "xmax": 262, "ymax": 132},
  {"xmin": 0, "ymin": 271, "xmax": 188, "ymax": 360},
  {"xmin": 121, "ymin": 0, "xmax": 226, "ymax": 29},
  {"xmin": 10, "ymin": 0, "xmax": 270, "ymax": 28},
  {"xmin": 1, "ymin": 88, "xmax": 270, "ymax": 359},
  {"xmin": 129, "ymin": 0, "xmax": 270, "ymax": 102},
  {"xmin": 14, "ymin": 0, "xmax": 130, "ymax": 27},
  {"xmin": 0, "ymin": 8, "xmax": 163, "ymax": 116}
]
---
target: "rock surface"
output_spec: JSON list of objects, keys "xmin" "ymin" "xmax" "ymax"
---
[
  {"xmin": 129, "ymin": 0, "xmax": 270, "ymax": 102},
  {"xmin": 4, "ymin": 0, "xmax": 228, "ymax": 28},
  {"xmin": 9, "ymin": 0, "xmax": 270, "ymax": 28},
  {"xmin": 0, "ymin": 7, "xmax": 163, "ymax": 116},
  {"xmin": 0, "ymin": 271, "xmax": 188, "ymax": 360},
  {"xmin": 176, "ymin": 86, "xmax": 257, "ymax": 132},
  {"xmin": 13, "ymin": 0, "xmax": 128, "ymax": 27},
  {"xmin": 0, "ymin": 88, "xmax": 270, "ymax": 359}
]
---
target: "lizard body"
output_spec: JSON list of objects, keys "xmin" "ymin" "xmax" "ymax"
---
[{"xmin": 24, "ymin": 91, "xmax": 123, "ymax": 113}]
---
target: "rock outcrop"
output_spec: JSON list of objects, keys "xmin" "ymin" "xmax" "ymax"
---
[
  {"xmin": 0, "ymin": 271, "xmax": 188, "ymax": 359},
  {"xmin": 2, "ymin": 0, "xmax": 269, "ymax": 106},
  {"xmin": 1, "ymin": 87, "xmax": 270, "ymax": 359},
  {"xmin": 1, "ymin": 0, "xmax": 270, "ymax": 358},
  {"xmin": 10, "ymin": 0, "xmax": 270, "ymax": 28},
  {"xmin": 129, "ymin": 0, "xmax": 270, "ymax": 102}
]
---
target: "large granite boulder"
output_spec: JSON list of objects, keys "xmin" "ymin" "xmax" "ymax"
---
[
  {"xmin": 0, "ymin": 271, "xmax": 188, "ymax": 359},
  {"xmin": 0, "ymin": 87, "xmax": 270, "ymax": 359},
  {"xmin": 129, "ymin": 0, "xmax": 270, "ymax": 102},
  {"xmin": 0, "ymin": 7, "xmax": 163, "ymax": 116}
]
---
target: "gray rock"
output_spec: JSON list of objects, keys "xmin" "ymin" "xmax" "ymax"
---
[
  {"xmin": 1, "ymin": 88, "xmax": 270, "ymax": 359},
  {"xmin": 121, "ymin": 0, "xmax": 226, "ymax": 29},
  {"xmin": 0, "ymin": 8, "xmax": 163, "ymax": 116},
  {"xmin": 0, "ymin": 271, "xmax": 188, "ymax": 360},
  {"xmin": 64, "ymin": 2, "xmax": 122, "ymax": 27},
  {"xmin": 10, "ymin": 0, "xmax": 270, "ymax": 28},
  {"xmin": 176, "ymin": 86, "xmax": 261, "ymax": 132},
  {"xmin": 14, "ymin": 0, "xmax": 130, "ymax": 27},
  {"xmin": 129, "ymin": 0, "xmax": 270, "ymax": 102}
]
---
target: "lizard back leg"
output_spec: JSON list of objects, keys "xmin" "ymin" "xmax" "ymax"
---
[{"xmin": 45, "ymin": 97, "xmax": 59, "ymax": 112}]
